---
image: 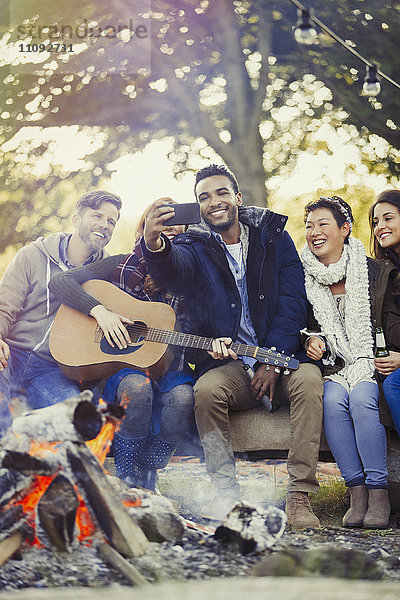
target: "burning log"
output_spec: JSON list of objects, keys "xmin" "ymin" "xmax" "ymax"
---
[
  {"xmin": 0, "ymin": 503, "xmax": 34, "ymax": 560},
  {"xmin": 0, "ymin": 468, "xmax": 33, "ymax": 510},
  {"xmin": 214, "ymin": 502, "xmax": 286, "ymax": 554},
  {"xmin": 1, "ymin": 450, "xmax": 56, "ymax": 476},
  {"xmin": 0, "ymin": 505, "xmax": 28, "ymax": 545},
  {"xmin": 38, "ymin": 475, "xmax": 79, "ymax": 552},
  {"xmin": 12, "ymin": 390, "xmax": 104, "ymax": 442},
  {"xmin": 98, "ymin": 542, "xmax": 149, "ymax": 586},
  {"xmin": 65, "ymin": 442, "xmax": 148, "ymax": 558},
  {"xmin": 0, "ymin": 504, "xmax": 24, "ymax": 532}
]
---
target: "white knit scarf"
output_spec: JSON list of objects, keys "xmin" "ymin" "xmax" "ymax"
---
[{"xmin": 301, "ymin": 237, "xmax": 375, "ymax": 389}]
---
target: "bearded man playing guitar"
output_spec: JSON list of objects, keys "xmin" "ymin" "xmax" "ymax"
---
[{"xmin": 50, "ymin": 200, "xmax": 195, "ymax": 493}]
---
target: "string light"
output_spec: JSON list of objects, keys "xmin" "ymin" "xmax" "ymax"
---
[
  {"xmin": 294, "ymin": 9, "xmax": 317, "ymax": 45},
  {"xmin": 289, "ymin": 0, "xmax": 400, "ymax": 98},
  {"xmin": 363, "ymin": 65, "xmax": 381, "ymax": 97}
]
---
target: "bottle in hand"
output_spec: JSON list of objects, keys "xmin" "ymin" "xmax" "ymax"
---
[{"xmin": 375, "ymin": 327, "xmax": 390, "ymax": 358}]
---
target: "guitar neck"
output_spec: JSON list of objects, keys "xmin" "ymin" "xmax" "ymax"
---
[{"xmin": 145, "ymin": 327, "xmax": 293, "ymax": 368}]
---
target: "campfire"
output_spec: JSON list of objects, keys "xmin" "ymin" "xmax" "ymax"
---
[
  {"xmin": 0, "ymin": 391, "xmax": 149, "ymax": 571},
  {"xmin": 0, "ymin": 391, "xmax": 289, "ymax": 589}
]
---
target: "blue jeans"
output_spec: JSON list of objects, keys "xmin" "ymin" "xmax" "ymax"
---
[
  {"xmin": 383, "ymin": 368, "xmax": 400, "ymax": 436},
  {"xmin": 117, "ymin": 372, "xmax": 194, "ymax": 443},
  {"xmin": 0, "ymin": 346, "xmax": 81, "ymax": 436},
  {"xmin": 323, "ymin": 380, "xmax": 388, "ymax": 488}
]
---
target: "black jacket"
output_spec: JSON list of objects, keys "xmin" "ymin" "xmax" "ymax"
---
[{"xmin": 143, "ymin": 206, "xmax": 313, "ymax": 376}]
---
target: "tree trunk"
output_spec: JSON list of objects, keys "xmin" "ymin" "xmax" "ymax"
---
[{"xmin": 234, "ymin": 161, "xmax": 267, "ymax": 208}]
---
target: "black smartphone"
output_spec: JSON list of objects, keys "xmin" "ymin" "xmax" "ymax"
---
[{"xmin": 162, "ymin": 203, "xmax": 201, "ymax": 226}]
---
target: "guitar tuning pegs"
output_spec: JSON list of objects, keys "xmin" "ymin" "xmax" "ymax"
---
[{"xmin": 283, "ymin": 369, "xmax": 290, "ymax": 375}]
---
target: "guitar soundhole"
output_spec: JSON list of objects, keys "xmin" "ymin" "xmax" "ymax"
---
[
  {"xmin": 99, "ymin": 320, "xmax": 149, "ymax": 356},
  {"xmin": 128, "ymin": 321, "xmax": 148, "ymax": 344}
]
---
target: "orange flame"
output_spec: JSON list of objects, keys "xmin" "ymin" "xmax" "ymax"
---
[
  {"xmin": 8, "ymin": 400, "xmax": 129, "ymax": 547},
  {"xmin": 15, "ymin": 475, "xmax": 54, "ymax": 513},
  {"xmin": 14, "ymin": 474, "xmax": 56, "ymax": 547},
  {"xmin": 86, "ymin": 421, "xmax": 116, "ymax": 465},
  {"xmin": 29, "ymin": 440, "xmax": 60, "ymax": 457},
  {"xmin": 76, "ymin": 496, "xmax": 96, "ymax": 542}
]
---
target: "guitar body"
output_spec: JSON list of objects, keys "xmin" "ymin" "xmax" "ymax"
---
[{"xmin": 49, "ymin": 280, "xmax": 176, "ymax": 381}]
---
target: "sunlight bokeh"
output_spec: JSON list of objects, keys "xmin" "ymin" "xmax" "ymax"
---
[{"xmin": 0, "ymin": 126, "xmax": 394, "ymax": 266}]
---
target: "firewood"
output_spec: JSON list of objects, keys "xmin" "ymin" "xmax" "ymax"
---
[
  {"xmin": 0, "ymin": 531, "xmax": 23, "ymax": 566},
  {"xmin": 38, "ymin": 475, "xmax": 79, "ymax": 552},
  {"xmin": 0, "ymin": 468, "xmax": 33, "ymax": 509},
  {"xmin": 214, "ymin": 501, "xmax": 286, "ymax": 554},
  {"xmin": 0, "ymin": 505, "xmax": 27, "ymax": 544},
  {"xmin": 0, "ymin": 504, "xmax": 24, "ymax": 530},
  {"xmin": 1, "ymin": 450, "xmax": 56, "ymax": 475},
  {"xmin": 98, "ymin": 542, "xmax": 149, "ymax": 586},
  {"xmin": 65, "ymin": 442, "xmax": 148, "ymax": 558},
  {"xmin": 12, "ymin": 391, "xmax": 104, "ymax": 442}
]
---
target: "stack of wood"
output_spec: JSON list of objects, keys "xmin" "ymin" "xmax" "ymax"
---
[{"xmin": 0, "ymin": 391, "xmax": 148, "ymax": 576}]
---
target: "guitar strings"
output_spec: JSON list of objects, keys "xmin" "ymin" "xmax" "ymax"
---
[{"xmin": 124, "ymin": 323, "xmax": 292, "ymax": 367}]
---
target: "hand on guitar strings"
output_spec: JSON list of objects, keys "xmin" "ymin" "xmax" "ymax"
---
[
  {"xmin": 90, "ymin": 305, "xmax": 134, "ymax": 350},
  {"xmin": 207, "ymin": 337, "xmax": 238, "ymax": 361}
]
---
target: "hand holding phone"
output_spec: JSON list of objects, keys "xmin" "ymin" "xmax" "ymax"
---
[{"xmin": 162, "ymin": 203, "xmax": 201, "ymax": 226}]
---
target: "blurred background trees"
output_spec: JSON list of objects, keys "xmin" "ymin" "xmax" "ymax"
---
[{"xmin": 0, "ymin": 0, "xmax": 399, "ymax": 264}]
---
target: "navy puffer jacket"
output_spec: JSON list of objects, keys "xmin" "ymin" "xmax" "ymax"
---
[{"xmin": 142, "ymin": 206, "xmax": 310, "ymax": 376}]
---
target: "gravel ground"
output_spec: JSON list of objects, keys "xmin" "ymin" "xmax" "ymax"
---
[{"xmin": 0, "ymin": 458, "xmax": 399, "ymax": 591}]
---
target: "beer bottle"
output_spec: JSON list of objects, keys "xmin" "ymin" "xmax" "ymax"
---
[{"xmin": 375, "ymin": 327, "xmax": 390, "ymax": 358}]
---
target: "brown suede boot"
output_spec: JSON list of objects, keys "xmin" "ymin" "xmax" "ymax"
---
[
  {"xmin": 285, "ymin": 491, "xmax": 320, "ymax": 530},
  {"xmin": 342, "ymin": 485, "xmax": 368, "ymax": 528},
  {"xmin": 363, "ymin": 488, "xmax": 391, "ymax": 529}
]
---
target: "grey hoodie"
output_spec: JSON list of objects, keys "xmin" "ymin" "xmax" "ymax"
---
[{"xmin": 0, "ymin": 232, "xmax": 107, "ymax": 362}]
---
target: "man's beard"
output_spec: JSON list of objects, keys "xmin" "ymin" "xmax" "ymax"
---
[
  {"xmin": 203, "ymin": 205, "xmax": 238, "ymax": 232},
  {"xmin": 78, "ymin": 225, "xmax": 109, "ymax": 254}
]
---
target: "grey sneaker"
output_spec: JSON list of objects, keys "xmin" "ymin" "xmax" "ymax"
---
[{"xmin": 201, "ymin": 490, "xmax": 241, "ymax": 521}]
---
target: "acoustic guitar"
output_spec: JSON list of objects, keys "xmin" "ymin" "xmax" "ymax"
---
[{"xmin": 49, "ymin": 279, "xmax": 299, "ymax": 381}]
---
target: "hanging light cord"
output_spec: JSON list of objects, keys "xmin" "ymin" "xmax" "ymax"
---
[{"xmin": 289, "ymin": 0, "xmax": 400, "ymax": 91}]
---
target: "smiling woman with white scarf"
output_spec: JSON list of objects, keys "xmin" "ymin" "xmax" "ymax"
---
[{"xmin": 301, "ymin": 196, "xmax": 390, "ymax": 530}]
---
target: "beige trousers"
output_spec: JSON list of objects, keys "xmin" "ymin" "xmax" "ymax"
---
[{"xmin": 193, "ymin": 361, "xmax": 323, "ymax": 494}]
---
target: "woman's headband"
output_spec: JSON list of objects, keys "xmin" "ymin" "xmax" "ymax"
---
[{"xmin": 319, "ymin": 196, "xmax": 353, "ymax": 233}]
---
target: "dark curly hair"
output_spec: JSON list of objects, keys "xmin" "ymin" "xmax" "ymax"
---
[
  {"xmin": 304, "ymin": 196, "xmax": 354, "ymax": 244},
  {"xmin": 194, "ymin": 164, "xmax": 239, "ymax": 198}
]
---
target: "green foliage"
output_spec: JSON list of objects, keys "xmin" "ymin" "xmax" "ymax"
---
[
  {"xmin": 301, "ymin": 1, "xmax": 400, "ymax": 154},
  {"xmin": 0, "ymin": 1, "xmax": 399, "ymax": 253}
]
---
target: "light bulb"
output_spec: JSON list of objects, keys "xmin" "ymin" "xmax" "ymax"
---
[
  {"xmin": 294, "ymin": 9, "xmax": 317, "ymax": 45},
  {"xmin": 363, "ymin": 65, "xmax": 381, "ymax": 97}
]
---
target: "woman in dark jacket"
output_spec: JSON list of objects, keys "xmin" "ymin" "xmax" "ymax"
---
[
  {"xmin": 301, "ymin": 196, "xmax": 393, "ymax": 529},
  {"xmin": 369, "ymin": 190, "xmax": 400, "ymax": 438},
  {"xmin": 50, "ymin": 199, "xmax": 194, "ymax": 492}
]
